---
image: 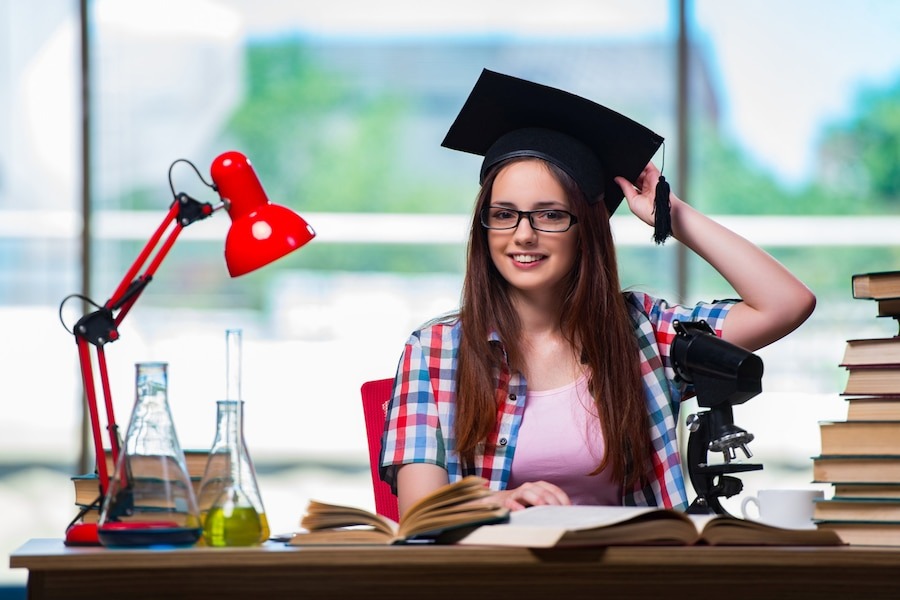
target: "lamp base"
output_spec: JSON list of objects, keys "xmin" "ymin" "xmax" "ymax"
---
[{"xmin": 64, "ymin": 522, "xmax": 100, "ymax": 546}]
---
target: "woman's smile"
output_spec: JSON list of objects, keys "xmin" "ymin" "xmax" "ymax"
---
[{"xmin": 510, "ymin": 253, "xmax": 547, "ymax": 266}]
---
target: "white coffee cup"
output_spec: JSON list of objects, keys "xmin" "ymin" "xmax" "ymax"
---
[{"xmin": 740, "ymin": 489, "xmax": 824, "ymax": 529}]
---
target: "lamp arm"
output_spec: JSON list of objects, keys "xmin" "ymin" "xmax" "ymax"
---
[{"xmin": 73, "ymin": 194, "xmax": 214, "ymax": 496}]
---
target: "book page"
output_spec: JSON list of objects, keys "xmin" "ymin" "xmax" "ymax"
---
[
  {"xmin": 695, "ymin": 515, "xmax": 843, "ymax": 546},
  {"xmin": 288, "ymin": 528, "xmax": 396, "ymax": 546},
  {"xmin": 400, "ymin": 504, "xmax": 509, "ymax": 540},
  {"xmin": 301, "ymin": 500, "xmax": 398, "ymax": 537},
  {"xmin": 504, "ymin": 505, "xmax": 665, "ymax": 529},
  {"xmin": 403, "ymin": 476, "xmax": 490, "ymax": 521}
]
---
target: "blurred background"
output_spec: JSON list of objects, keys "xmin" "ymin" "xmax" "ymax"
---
[{"xmin": 3, "ymin": 0, "xmax": 900, "ymax": 589}]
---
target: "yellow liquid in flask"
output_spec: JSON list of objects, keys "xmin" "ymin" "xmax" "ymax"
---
[{"xmin": 203, "ymin": 505, "xmax": 270, "ymax": 546}]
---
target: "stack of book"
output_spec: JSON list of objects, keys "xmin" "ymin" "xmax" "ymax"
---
[
  {"xmin": 71, "ymin": 449, "xmax": 208, "ymax": 523},
  {"xmin": 814, "ymin": 270, "xmax": 900, "ymax": 545}
]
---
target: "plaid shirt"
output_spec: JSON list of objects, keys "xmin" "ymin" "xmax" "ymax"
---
[{"xmin": 380, "ymin": 291, "xmax": 735, "ymax": 510}]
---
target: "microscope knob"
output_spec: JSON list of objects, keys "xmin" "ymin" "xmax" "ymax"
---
[{"xmin": 686, "ymin": 413, "xmax": 701, "ymax": 432}]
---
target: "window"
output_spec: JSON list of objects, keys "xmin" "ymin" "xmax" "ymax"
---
[{"xmin": 3, "ymin": 1, "xmax": 900, "ymax": 584}]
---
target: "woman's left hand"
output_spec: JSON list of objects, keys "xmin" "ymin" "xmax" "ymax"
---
[{"xmin": 615, "ymin": 162, "xmax": 672, "ymax": 228}]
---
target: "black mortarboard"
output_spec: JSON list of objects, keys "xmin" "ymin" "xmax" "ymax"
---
[{"xmin": 442, "ymin": 69, "xmax": 672, "ymax": 243}]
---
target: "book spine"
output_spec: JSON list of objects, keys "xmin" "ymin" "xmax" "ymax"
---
[{"xmin": 876, "ymin": 298, "xmax": 900, "ymax": 319}]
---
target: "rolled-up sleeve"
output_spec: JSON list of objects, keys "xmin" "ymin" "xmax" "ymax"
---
[
  {"xmin": 379, "ymin": 332, "xmax": 447, "ymax": 493},
  {"xmin": 644, "ymin": 297, "xmax": 735, "ymax": 364}
]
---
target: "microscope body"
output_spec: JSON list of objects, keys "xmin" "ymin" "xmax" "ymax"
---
[{"xmin": 671, "ymin": 320, "xmax": 764, "ymax": 515}]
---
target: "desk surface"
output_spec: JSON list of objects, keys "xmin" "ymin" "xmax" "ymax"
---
[{"xmin": 12, "ymin": 538, "xmax": 900, "ymax": 600}]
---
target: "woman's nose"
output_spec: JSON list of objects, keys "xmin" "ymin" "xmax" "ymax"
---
[{"xmin": 512, "ymin": 215, "xmax": 538, "ymax": 242}]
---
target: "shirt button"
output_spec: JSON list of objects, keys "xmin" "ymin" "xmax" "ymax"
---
[
  {"xmin": 499, "ymin": 438, "xmax": 508, "ymax": 446},
  {"xmin": 508, "ymin": 393, "xmax": 516, "ymax": 402}
]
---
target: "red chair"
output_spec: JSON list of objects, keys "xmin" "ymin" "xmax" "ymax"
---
[{"xmin": 360, "ymin": 378, "xmax": 400, "ymax": 522}]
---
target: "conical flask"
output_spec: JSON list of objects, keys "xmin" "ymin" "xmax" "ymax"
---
[
  {"xmin": 98, "ymin": 362, "xmax": 202, "ymax": 547},
  {"xmin": 197, "ymin": 329, "xmax": 269, "ymax": 546},
  {"xmin": 197, "ymin": 400, "xmax": 270, "ymax": 545}
]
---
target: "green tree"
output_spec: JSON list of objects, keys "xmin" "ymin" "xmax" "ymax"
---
[
  {"xmin": 817, "ymin": 78, "xmax": 900, "ymax": 208},
  {"xmin": 224, "ymin": 40, "xmax": 468, "ymax": 215},
  {"xmin": 685, "ymin": 114, "xmax": 900, "ymax": 300},
  {"xmin": 689, "ymin": 123, "xmax": 853, "ymax": 215},
  {"xmin": 218, "ymin": 40, "xmax": 471, "ymax": 281}
]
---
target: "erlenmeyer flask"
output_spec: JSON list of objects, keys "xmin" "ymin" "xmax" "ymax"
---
[
  {"xmin": 98, "ymin": 362, "xmax": 202, "ymax": 547},
  {"xmin": 197, "ymin": 329, "xmax": 269, "ymax": 546},
  {"xmin": 197, "ymin": 400, "xmax": 270, "ymax": 545}
]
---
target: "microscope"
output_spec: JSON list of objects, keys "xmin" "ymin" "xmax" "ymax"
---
[{"xmin": 671, "ymin": 320, "xmax": 764, "ymax": 516}]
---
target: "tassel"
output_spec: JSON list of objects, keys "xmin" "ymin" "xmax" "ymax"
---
[{"xmin": 653, "ymin": 175, "xmax": 672, "ymax": 245}]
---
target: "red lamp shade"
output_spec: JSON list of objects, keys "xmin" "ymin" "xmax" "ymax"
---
[{"xmin": 211, "ymin": 151, "xmax": 316, "ymax": 277}]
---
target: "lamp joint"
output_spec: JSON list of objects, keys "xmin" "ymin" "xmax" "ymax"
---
[
  {"xmin": 74, "ymin": 309, "xmax": 118, "ymax": 347},
  {"xmin": 174, "ymin": 193, "xmax": 214, "ymax": 227}
]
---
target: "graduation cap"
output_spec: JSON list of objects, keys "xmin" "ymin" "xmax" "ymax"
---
[{"xmin": 441, "ymin": 69, "xmax": 672, "ymax": 243}]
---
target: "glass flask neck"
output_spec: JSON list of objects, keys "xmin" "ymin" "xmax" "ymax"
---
[
  {"xmin": 212, "ymin": 400, "xmax": 246, "ymax": 485},
  {"xmin": 213, "ymin": 400, "xmax": 244, "ymax": 447},
  {"xmin": 136, "ymin": 362, "xmax": 169, "ymax": 401},
  {"xmin": 225, "ymin": 329, "xmax": 242, "ymax": 401}
]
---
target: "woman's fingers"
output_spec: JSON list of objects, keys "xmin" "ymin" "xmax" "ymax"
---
[{"xmin": 498, "ymin": 481, "xmax": 571, "ymax": 511}]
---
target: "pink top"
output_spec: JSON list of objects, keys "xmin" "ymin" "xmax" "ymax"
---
[{"xmin": 507, "ymin": 374, "xmax": 621, "ymax": 505}]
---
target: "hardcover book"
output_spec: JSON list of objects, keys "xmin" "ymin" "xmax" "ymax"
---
[
  {"xmin": 814, "ymin": 497, "xmax": 900, "ymax": 521},
  {"xmin": 845, "ymin": 396, "xmax": 900, "ymax": 421},
  {"xmin": 842, "ymin": 367, "xmax": 900, "ymax": 396},
  {"xmin": 813, "ymin": 455, "xmax": 900, "ymax": 483},
  {"xmin": 840, "ymin": 338, "xmax": 900, "ymax": 368},
  {"xmin": 290, "ymin": 476, "xmax": 509, "ymax": 546},
  {"xmin": 819, "ymin": 421, "xmax": 900, "ymax": 454},
  {"xmin": 852, "ymin": 270, "xmax": 900, "ymax": 301},
  {"xmin": 455, "ymin": 505, "xmax": 842, "ymax": 548},
  {"xmin": 815, "ymin": 521, "xmax": 900, "ymax": 546}
]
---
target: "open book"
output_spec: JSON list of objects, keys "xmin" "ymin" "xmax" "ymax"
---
[
  {"xmin": 457, "ymin": 505, "xmax": 844, "ymax": 548},
  {"xmin": 289, "ymin": 476, "xmax": 509, "ymax": 546}
]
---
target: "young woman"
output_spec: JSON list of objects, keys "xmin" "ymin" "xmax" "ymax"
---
[{"xmin": 379, "ymin": 70, "xmax": 815, "ymax": 515}]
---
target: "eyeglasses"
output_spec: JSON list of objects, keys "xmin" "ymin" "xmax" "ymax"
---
[{"xmin": 480, "ymin": 206, "xmax": 578, "ymax": 233}]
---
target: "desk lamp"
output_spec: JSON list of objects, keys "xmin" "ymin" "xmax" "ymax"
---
[
  {"xmin": 61, "ymin": 151, "xmax": 315, "ymax": 545},
  {"xmin": 671, "ymin": 320, "xmax": 764, "ymax": 516}
]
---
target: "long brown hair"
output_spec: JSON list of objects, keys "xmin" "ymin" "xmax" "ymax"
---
[{"xmin": 455, "ymin": 157, "xmax": 653, "ymax": 489}]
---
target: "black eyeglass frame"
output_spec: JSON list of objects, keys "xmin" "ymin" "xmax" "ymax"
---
[{"xmin": 480, "ymin": 206, "xmax": 579, "ymax": 233}]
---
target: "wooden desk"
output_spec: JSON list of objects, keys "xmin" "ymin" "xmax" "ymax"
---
[{"xmin": 11, "ymin": 538, "xmax": 900, "ymax": 600}]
